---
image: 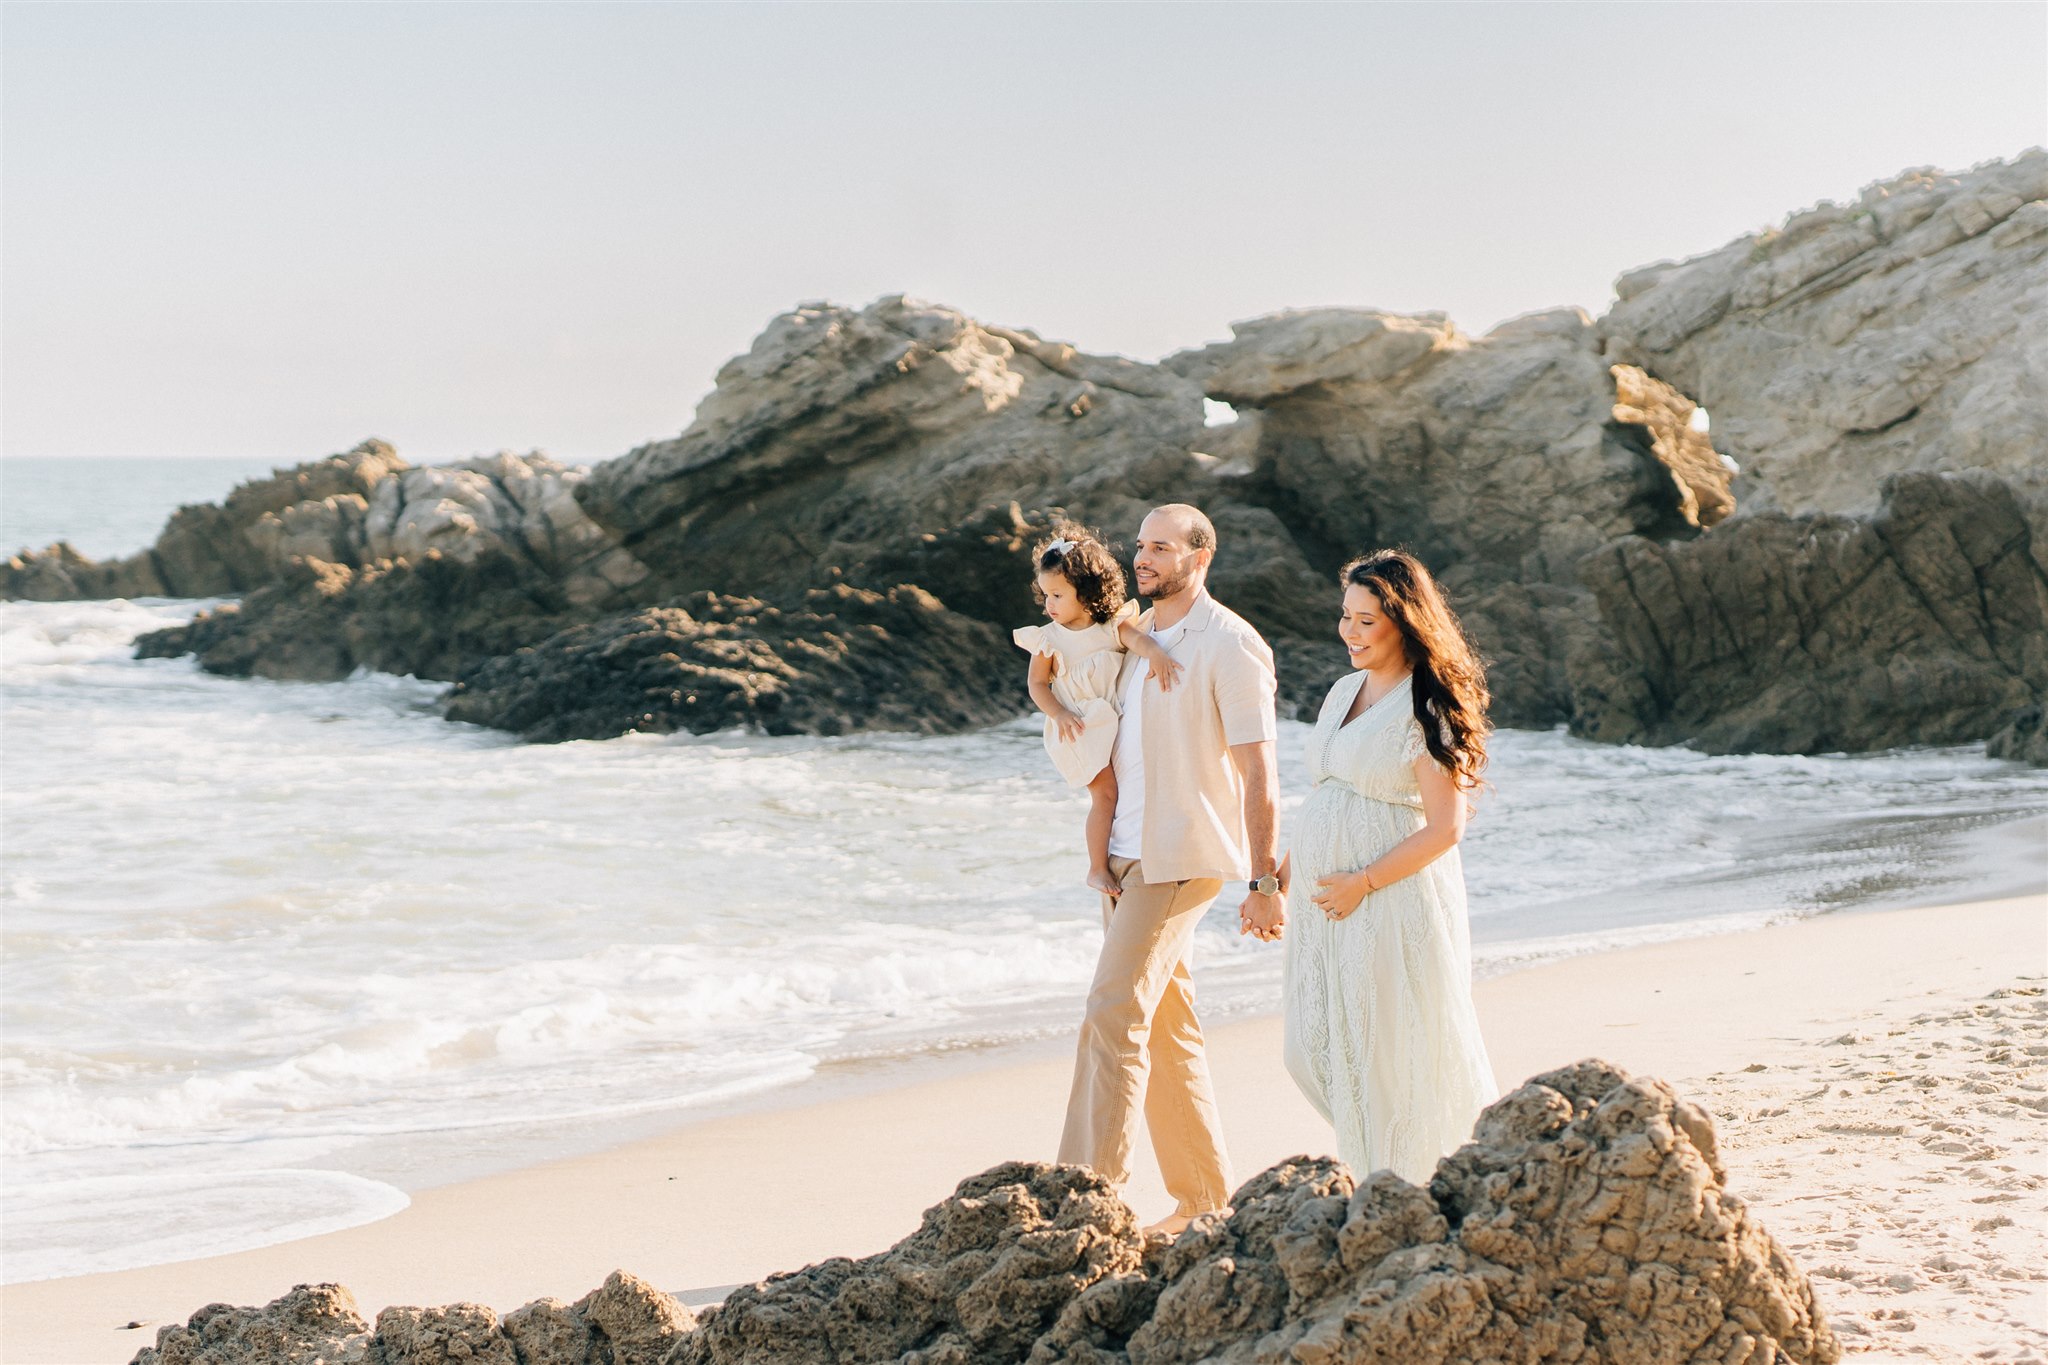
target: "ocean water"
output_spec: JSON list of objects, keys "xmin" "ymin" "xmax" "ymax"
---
[
  {"xmin": 3, "ymin": 459, "xmax": 2045, "ymax": 1284},
  {"xmin": 2, "ymin": 456, "xmax": 286, "ymax": 561}
]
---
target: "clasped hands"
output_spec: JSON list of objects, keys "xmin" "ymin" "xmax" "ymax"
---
[{"xmin": 1239, "ymin": 867, "xmax": 1373, "ymax": 940}]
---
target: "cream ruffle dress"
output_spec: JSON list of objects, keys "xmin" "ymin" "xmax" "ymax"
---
[{"xmin": 1012, "ymin": 599, "xmax": 1139, "ymax": 787}]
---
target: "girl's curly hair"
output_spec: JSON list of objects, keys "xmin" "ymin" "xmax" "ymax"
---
[{"xmin": 1032, "ymin": 523, "xmax": 1128, "ymax": 624}]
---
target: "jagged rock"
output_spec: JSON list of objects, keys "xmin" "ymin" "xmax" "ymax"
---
[
  {"xmin": 362, "ymin": 453, "xmax": 649, "ymax": 607},
  {"xmin": 574, "ymin": 296, "xmax": 1227, "ymax": 605},
  {"xmin": 132, "ymin": 1282, "xmax": 373, "ymax": 1365},
  {"xmin": 443, "ymin": 584, "xmax": 1017, "ymax": 742},
  {"xmin": 1039, "ymin": 1060, "xmax": 1836, "ymax": 1365},
  {"xmin": 2, "ymin": 441, "xmax": 646, "ymax": 609},
  {"xmin": 1598, "ymin": 151, "xmax": 2048, "ymax": 518},
  {"xmin": 3, "ymin": 440, "xmax": 406, "ymax": 601},
  {"xmin": 0, "ymin": 539, "xmax": 166, "ymax": 601},
  {"xmin": 574, "ymin": 1271, "xmax": 698, "ymax": 1365},
  {"xmin": 1571, "ymin": 470, "xmax": 2048, "ymax": 753},
  {"xmin": 371, "ymin": 1303, "xmax": 517, "ymax": 1365},
  {"xmin": 670, "ymin": 1162, "xmax": 1146, "ymax": 1365},
  {"xmin": 1168, "ymin": 304, "xmax": 1735, "ymax": 726},
  {"xmin": 1173, "ymin": 305, "xmax": 1732, "ymax": 583},
  {"xmin": 135, "ymin": 552, "xmax": 585, "ymax": 683},
  {"xmin": 1610, "ymin": 362, "xmax": 1734, "ymax": 529}
]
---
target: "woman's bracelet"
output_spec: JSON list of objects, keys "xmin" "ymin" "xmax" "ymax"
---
[{"xmin": 1360, "ymin": 867, "xmax": 1378, "ymax": 893}]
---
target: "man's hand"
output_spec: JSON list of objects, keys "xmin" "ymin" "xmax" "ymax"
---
[{"xmin": 1238, "ymin": 889, "xmax": 1284, "ymax": 941}]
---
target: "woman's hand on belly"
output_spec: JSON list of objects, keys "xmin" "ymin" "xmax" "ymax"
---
[{"xmin": 1309, "ymin": 869, "xmax": 1372, "ymax": 922}]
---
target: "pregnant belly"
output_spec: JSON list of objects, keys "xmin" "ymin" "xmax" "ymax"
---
[{"xmin": 1292, "ymin": 784, "xmax": 1423, "ymax": 882}]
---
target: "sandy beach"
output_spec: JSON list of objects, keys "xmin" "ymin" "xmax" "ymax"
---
[{"xmin": 5, "ymin": 889, "xmax": 2042, "ymax": 1365}]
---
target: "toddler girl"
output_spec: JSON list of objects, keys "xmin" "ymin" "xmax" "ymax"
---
[{"xmin": 1013, "ymin": 526, "xmax": 1182, "ymax": 896}]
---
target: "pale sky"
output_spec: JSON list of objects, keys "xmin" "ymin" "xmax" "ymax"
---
[{"xmin": 4, "ymin": 2, "xmax": 2043, "ymax": 462}]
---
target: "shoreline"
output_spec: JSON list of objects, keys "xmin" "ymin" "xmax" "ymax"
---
[{"xmin": 5, "ymin": 888, "xmax": 2042, "ymax": 1364}]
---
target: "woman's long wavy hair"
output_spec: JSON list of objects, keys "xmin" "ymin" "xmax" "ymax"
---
[{"xmin": 1341, "ymin": 549, "xmax": 1491, "ymax": 789}]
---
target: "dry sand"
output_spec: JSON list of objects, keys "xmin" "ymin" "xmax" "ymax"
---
[{"xmin": 4, "ymin": 892, "xmax": 2042, "ymax": 1365}]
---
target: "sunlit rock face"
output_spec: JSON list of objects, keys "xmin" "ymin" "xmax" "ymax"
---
[{"xmin": 1598, "ymin": 151, "xmax": 2048, "ymax": 521}]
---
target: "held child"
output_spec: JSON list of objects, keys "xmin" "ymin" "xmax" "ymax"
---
[{"xmin": 1012, "ymin": 526, "xmax": 1183, "ymax": 898}]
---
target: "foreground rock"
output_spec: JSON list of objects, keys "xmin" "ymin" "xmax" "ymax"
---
[
  {"xmin": 133, "ymin": 1062, "xmax": 1840, "ymax": 1365},
  {"xmin": 132, "ymin": 1271, "xmax": 692, "ymax": 1365}
]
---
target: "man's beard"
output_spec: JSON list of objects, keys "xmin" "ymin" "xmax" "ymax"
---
[{"xmin": 1141, "ymin": 562, "xmax": 1197, "ymax": 601}]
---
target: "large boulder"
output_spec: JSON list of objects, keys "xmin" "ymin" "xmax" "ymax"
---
[
  {"xmin": 1570, "ymin": 470, "xmax": 2048, "ymax": 753},
  {"xmin": 574, "ymin": 297, "xmax": 1219, "ymax": 606},
  {"xmin": 131, "ymin": 1064, "xmax": 1840, "ymax": 1365},
  {"xmin": 1598, "ymin": 150, "xmax": 2048, "ymax": 519},
  {"xmin": 675, "ymin": 1163, "xmax": 1144, "ymax": 1365},
  {"xmin": 130, "ymin": 1282, "xmax": 373, "ymax": 1365},
  {"xmin": 133, "ymin": 1272, "xmax": 693, "ymax": 1365},
  {"xmin": 1166, "ymin": 305, "xmax": 1735, "ymax": 726},
  {"xmin": 1171, "ymin": 306, "xmax": 1733, "ymax": 580}
]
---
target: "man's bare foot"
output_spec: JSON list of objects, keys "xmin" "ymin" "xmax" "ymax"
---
[
  {"xmin": 1143, "ymin": 1210, "xmax": 1194, "ymax": 1239},
  {"xmin": 1086, "ymin": 868, "xmax": 1122, "ymax": 898}
]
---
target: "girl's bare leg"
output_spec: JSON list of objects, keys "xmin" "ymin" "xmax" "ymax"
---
[{"xmin": 1085, "ymin": 767, "xmax": 1121, "ymax": 897}]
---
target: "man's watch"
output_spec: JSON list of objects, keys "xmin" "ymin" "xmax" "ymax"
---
[{"xmin": 1249, "ymin": 873, "xmax": 1281, "ymax": 896}]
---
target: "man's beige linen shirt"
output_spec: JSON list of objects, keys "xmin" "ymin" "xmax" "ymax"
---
[{"xmin": 1117, "ymin": 592, "xmax": 1278, "ymax": 884}]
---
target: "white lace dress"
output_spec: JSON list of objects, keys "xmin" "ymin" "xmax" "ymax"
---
[{"xmin": 1281, "ymin": 670, "xmax": 1498, "ymax": 1183}]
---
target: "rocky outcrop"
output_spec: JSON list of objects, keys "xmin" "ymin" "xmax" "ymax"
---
[
  {"xmin": 575, "ymin": 297, "xmax": 1219, "ymax": 603},
  {"xmin": 1598, "ymin": 151, "xmax": 2048, "ymax": 519},
  {"xmin": 1168, "ymin": 305, "xmax": 1736, "ymax": 726},
  {"xmin": 134, "ymin": 551, "xmax": 586, "ymax": 684},
  {"xmin": 132, "ymin": 1063, "xmax": 1840, "ymax": 1365},
  {"xmin": 3, "ymin": 441, "xmax": 647, "ymax": 609},
  {"xmin": 19, "ymin": 156, "xmax": 2045, "ymax": 757},
  {"xmin": 1570, "ymin": 470, "xmax": 2048, "ymax": 753},
  {"xmin": 130, "ymin": 1283, "xmax": 372, "ymax": 1365},
  {"xmin": 4, "ymin": 441, "xmax": 405, "ymax": 600},
  {"xmin": 442, "ymin": 585, "xmax": 1017, "ymax": 742}
]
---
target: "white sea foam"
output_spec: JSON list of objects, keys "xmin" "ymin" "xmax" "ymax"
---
[{"xmin": 3, "ymin": 591, "xmax": 2044, "ymax": 1283}]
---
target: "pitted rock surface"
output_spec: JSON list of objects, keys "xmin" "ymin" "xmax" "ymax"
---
[{"xmin": 131, "ymin": 1066, "xmax": 1840, "ymax": 1365}]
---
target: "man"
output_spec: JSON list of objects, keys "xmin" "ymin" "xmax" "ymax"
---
[{"xmin": 1056, "ymin": 502, "xmax": 1285, "ymax": 1237}]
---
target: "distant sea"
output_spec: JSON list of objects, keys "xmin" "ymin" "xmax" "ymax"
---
[{"xmin": 4, "ymin": 457, "xmax": 2045, "ymax": 1284}]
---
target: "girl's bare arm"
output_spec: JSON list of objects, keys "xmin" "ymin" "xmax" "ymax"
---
[{"xmin": 1116, "ymin": 619, "xmax": 1182, "ymax": 690}]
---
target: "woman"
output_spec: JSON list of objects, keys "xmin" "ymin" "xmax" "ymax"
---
[{"xmin": 1279, "ymin": 548, "xmax": 1498, "ymax": 1184}]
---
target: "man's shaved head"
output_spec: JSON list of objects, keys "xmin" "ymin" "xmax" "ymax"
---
[
  {"xmin": 1149, "ymin": 503, "xmax": 1216, "ymax": 553},
  {"xmin": 1133, "ymin": 503, "xmax": 1217, "ymax": 604}
]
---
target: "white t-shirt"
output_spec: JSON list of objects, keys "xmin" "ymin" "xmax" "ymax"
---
[{"xmin": 1107, "ymin": 617, "xmax": 1189, "ymax": 861}]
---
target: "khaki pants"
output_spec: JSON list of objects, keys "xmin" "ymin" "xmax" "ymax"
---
[{"xmin": 1057, "ymin": 856, "xmax": 1233, "ymax": 1214}]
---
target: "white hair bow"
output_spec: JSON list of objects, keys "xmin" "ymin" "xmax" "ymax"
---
[{"xmin": 1045, "ymin": 537, "xmax": 1077, "ymax": 556}]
